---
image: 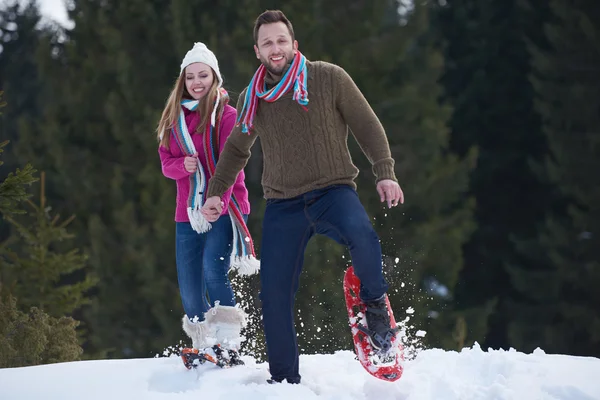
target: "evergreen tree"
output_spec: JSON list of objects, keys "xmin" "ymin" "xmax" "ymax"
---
[
  {"xmin": 0, "ymin": 294, "xmax": 82, "ymax": 368},
  {"xmin": 0, "ymin": 139, "xmax": 37, "ymax": 217},
  {"xmin": 508, "ymin": 0, "xmax": 600, "ymax": 357},
  {"xmin": 1, "ymin": 173, "xmax": 96, "ymax": 318},
  {"xmin": 0, "ymin": 1, "xmax": 46, "ymax": 171},
  {"xmin": 0, "ymin": 96, "xmax": 82, "ymax": 368},
  {"xmin": 363, "ymin": 1, "xmax": 477, "ymax": 351},
  {"xmin": 0, "ymin": 94, "xmax": 37, "ymax": 216},
  {"xmin": 434, "ymin": 0, "xmax": 553, "ymax": 349}
]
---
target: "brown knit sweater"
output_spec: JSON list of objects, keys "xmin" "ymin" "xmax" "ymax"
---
[{"xmin": 207, "ymin": 60, "xmax": 397, "ymax": 200}]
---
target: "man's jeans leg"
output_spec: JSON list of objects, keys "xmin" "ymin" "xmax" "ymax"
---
[
  {"xmin": 307, "ymin": 185, "xmax": 389, "ymax": 302},
  {"xmin": 260, "ymin": 196, "xmax": 313, "ymax": 383}
]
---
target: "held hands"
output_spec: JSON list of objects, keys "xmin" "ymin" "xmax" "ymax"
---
[
  {"xmin": 376, "ymin": 179, "xmax": 404, "ymax": 208},
  {"xmin": 184, "ymin": 154, "xmax": 198, "ymax": 173},
  {"xmin": 201, "ymin": 196, "xmax": 224, "ymax": 222}
]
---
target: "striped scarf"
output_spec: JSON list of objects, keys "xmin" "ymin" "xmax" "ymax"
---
[
  {"xmin": 236, "ymin": 51, "xmax": 308, "ymax": 134},
  {"xmin": 171, "ymin": 90, "xmax": 260, "ymax": 275}
]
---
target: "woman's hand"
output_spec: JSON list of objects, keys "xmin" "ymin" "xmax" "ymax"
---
[{"xmin": 184, "ymin": 154, "xmax": 198, "ymax": 173}]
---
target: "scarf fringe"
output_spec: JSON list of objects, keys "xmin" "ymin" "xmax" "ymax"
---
[
  {"xmin": 187, "ymin": 207, "xmax": 212, "ymax": 233},
  {"xmin": 231, "ymin": 255, "xmax": 260, "ymax": 276}
]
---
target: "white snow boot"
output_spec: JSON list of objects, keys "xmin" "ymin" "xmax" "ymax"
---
[
  {"xmin": 203, "ymin": 302, "xmax": 248, "ymax": 350},
  {"xmin": 181, "ymin": 315, "xmax": 215, "ymax": 350}
]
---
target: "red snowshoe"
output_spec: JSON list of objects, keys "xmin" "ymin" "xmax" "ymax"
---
[{"xmin": 343, "ymin": 266, "xmax": 404, "ymax": 382}]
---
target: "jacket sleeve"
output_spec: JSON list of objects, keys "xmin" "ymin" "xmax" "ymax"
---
[
  {"xmin": 216, "ymin": 109, "xmax": 237, "ymax": 207},
  {"xmin": 159, "ymin": 145, "xmax": 190, "ymax": 180},
  {"xmin": 333, "ymin": 64, "xmax": 397, "ymax": 183},
  {"xmin": 207, "ymin": 89, "xmax": 258, "ymax": 198}
]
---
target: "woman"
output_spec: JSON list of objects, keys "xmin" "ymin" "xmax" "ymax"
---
[{"xmin": 156, "ymin": 42, "xmax": 259, "ymax": 360}]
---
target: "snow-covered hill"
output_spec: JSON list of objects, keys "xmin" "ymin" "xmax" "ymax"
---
[{"xmin": 1, "ymin": 343, "xmax": 599, "ymax": 400}]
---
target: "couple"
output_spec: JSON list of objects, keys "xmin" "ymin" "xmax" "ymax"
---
[{"xmin": 157, "ymin": 10, "xmax": 404, "ymax": 384}]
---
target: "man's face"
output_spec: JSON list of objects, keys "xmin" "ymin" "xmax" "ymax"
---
[{"xmin": 254, "ymin": 22, "xmax": 298, "ymax": 76}]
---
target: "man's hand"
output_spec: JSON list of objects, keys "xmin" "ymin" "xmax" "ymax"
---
[
  {"xmin": 376, "ymin": 179, "xmax": 404, "ymax": 208},
  {"xmin": 184, "ymin": 154, "xmax": 198, "ymax": 173},
  {"xmin": 201, "ymin": 196, "xmax": 224, "ymax": 222}
]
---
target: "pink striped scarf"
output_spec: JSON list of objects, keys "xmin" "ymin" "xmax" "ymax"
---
[{"xmin": 236, "ymin": 51, "xmax": 308, "ymax": 133}]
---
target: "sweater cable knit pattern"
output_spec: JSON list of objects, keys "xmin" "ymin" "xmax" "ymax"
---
[{"xmin": 207, "ymin": 60, "xmax": 397, "ymax": 200}]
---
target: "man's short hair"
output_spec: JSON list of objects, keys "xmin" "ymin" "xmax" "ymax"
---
[{"xmin": 253, "ymin": 10, "xmax": 295, "ymax": 44}]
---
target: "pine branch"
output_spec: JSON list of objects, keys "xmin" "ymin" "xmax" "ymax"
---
[{"xmin": 0, "ymin": 141, "xmax": 38, "ymax": 217}]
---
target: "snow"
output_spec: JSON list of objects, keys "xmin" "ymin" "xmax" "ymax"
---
[{"xmin": 1, "ymin": 343, "xmax": 599, "ymax": 400}]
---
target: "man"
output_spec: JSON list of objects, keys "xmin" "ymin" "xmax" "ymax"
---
[{"xmin": 201, "ymin": 9, "xmax": 404, "ymax": 384}]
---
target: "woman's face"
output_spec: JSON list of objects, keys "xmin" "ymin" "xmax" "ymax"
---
[{"xmin": 184, "ymin": 62, "xmax": 214, "ymax": 100}]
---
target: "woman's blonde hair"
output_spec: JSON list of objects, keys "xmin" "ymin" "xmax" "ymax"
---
[{"xmin": 156, "ymin": 68, "xmax": 223, "ymax": 149}]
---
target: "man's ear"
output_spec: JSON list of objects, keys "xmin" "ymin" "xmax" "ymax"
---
[
  {"xmin": 254, "ymin": 44, "xmax": 260, "ymax": 59},
  {"xmin": 293, "ymin": 40, "xmax": 299, "ymax": 53}
]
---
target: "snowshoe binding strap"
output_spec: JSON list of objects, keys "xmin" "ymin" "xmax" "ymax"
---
[
  {"xmin": 178, "ymin": 345, "xmax": 244, "ymax": 369},
  {"xmin": 211, "ymin": 344, "xmax": 245, "ymax": 366},
  {"xmin": 357, "ymin": 324, "xmax": 400, "ymax": 354},
  {"xmin": 179, "ymin": 347, "xmax": 218, "ymax": 369}
]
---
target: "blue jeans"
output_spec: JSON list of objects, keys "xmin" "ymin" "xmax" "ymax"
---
[
  {"xmin": 259, "ymin": 185, "xmax": 389, "ymax": 382},
  {"xmin": 176, "ymin": 214, "xmax": 246, "ymax": 321}
]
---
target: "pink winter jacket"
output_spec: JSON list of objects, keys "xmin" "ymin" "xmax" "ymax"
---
[{"xmin": 159, "ymin": 104, "xmax": 250, "ymax": 222}]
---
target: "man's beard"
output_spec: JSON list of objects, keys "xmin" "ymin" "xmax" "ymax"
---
[{"xmin": 260, "ymin": 51, "xmax": 294, "ymax": 76}]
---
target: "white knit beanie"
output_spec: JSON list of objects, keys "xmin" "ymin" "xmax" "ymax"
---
[{"xmin": 180, "ymin": 42, "xmax": 223, "ymax": 126}]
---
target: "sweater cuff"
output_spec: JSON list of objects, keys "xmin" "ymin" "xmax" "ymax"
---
[
  {"xmin": 207, "ymin": 179, "xmax": 229, "ymax": 199},
  {"xmin": 372, "ymin": 158, "xmax": 397, "ymax": 183}
]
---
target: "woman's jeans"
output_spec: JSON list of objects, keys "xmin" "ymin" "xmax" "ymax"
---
[{"xmin": 176, "ymin": 214, "xmax": 246, "ymax": 321}]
